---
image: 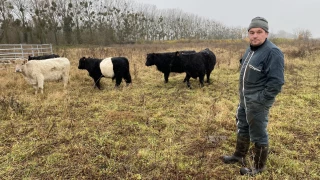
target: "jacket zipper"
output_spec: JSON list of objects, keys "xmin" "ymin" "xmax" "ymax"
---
[{"xmin": 242, "ymin": 51, "xmax": 254, "ymax": 122}]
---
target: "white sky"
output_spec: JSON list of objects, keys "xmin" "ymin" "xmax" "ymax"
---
[{"xmin": 134, "ymin": 0, "xmax": 319, "ymax": 38}]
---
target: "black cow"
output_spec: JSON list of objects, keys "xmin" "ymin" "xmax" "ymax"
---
[
  {"xmin": 199, "ymin": 48, "xmax": 216, "ymax": 83},
  {"xmin": 145, "ymin": 50, "xmax": 196, "ymax": 83},
  {"xmin": 28, "ymin": 54, "xmax": 60, "ymax": 60},
  {"xmin": 175, "ymin": 48, "xmax": 216, "ymax": 88},
  {"xmin": 78, "ymin": 57, "xmax": 132, "ymax": 89}
]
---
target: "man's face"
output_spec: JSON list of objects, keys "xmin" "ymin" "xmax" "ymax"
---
[{"xmin": 248, "ymin": 28, "xmax": 268, "ymax": 46}]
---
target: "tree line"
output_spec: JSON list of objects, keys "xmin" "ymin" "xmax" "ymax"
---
[
  {"xmin": 0, "ymin": 0, "xmax": 313, "ymax": 45},
  {"xmin": 0, "ymin": 0, "xmax": 247, "ymax": 45}
]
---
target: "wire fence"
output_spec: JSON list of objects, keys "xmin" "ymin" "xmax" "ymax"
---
[{"xmin": 0, "ymin": 44, "xmax": 53, "ymax": 62}]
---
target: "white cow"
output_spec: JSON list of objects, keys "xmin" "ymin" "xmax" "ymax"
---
[{"xmin": 15, "ymin": 58, "xmax": 70, "ymax": 94}]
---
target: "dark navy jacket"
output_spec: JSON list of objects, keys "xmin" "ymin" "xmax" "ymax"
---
[{"xmin": 239, "ymin": 39, "xmax": 285, "ymax": 108}]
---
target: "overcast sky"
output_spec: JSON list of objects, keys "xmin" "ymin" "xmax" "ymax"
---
[{"xmin": 134, "ymin": 0, "xmax": 319, "ymax": 38}]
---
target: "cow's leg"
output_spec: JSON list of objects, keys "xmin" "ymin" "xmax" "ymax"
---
[
  {"xmin": 164, "ymin": 72, "xmax": 170, "ymax": 83},
  {"xmin": 37, "ymin": 75, "xmax": 44, "ymax": 94},
  {"xmin": 183, "ymin": 74, "xmax": 188, "ymax": 82},
  {"xmin": 185, "ymin": 74, "xmax": 192, "ymax": 89},
  {"xmin": 199, "ymin": 75, "xmax": 205, "ymax": 88},
  {"xmin": 206, "ymin": 70, "xmax": 212, "ymax": 83},
  {"xmin": 115, "ymin": 76, "xmax": 122, "ymax": 87},
  {"xmin": 62, "ymin": 73, "xmax": 69, "ymax": 88},
  {"xmin": 94, "ymin": 77, "xmax": 102, "ymax": 89},
  {"xmin": 124, "ymin": 71, "xmax": 132, "ymax": 86},
  {"xmin": 33, "ymin": 85, "xmax": 38, "ymax": 95}
]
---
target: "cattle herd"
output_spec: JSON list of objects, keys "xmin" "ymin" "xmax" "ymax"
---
[{"xmin": 13, "ymin": 48, "xmax": 216, "ymax": 94}]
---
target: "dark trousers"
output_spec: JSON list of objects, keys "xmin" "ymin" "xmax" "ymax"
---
[{"xmin": 236, "ymin": 102, "xmax": 270, "ymax": 145}]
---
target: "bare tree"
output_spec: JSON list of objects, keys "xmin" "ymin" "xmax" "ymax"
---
[
  {"xmin": 10, "ymin": 0, "xmax": 31, "ymax": 43},
  {"xmin": 29, "ymin": 0, "xmax": 50, "ymax": 43},
  {"xmin": 0, "ymin": 0, "xmax": 14, "ymax": 43},
  {"xmin": 79, "ymin": 0, "xmax": 96, "ymax": 43},
  {"xmin": 46, "ymin": 0, "xmax": 62, "ymax": 45},
  {"xmin": 55, "ymin": 0, "xmax": 74, "ymax": 44},
  {"xmin": 69, "ymin": 0, "xmax": 84, "ymax": 44},
  {"xmin": 294, "ymin": 28, "xmax": 312, "ymax": 40}
]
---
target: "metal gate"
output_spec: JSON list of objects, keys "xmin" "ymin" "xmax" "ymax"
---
[{"xmin": 0, "ymin": 44, "xmax": 53, "ymax": 61}]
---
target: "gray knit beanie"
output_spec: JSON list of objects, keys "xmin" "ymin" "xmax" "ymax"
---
[{"xmin": 248, "ymin": 17, "xmax": 269, "ymax": 32}]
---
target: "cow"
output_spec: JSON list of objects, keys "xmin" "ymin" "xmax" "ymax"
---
[
  {"xmin": 15, "ymin": 57, "xmax": 70, "ymax": 94},
  {"xmin": 145, "ymin": 50, "xmax": 196, "ymax": 83},
  {"xmin": 175, "ymin": 48, "xmax": 216, "ymax": 88},
  {"xmin": 78, "ymin": 57, "xmax": 132, "ymax": 89},
  {"xmin": 199, "ymin": 48, "xmax": 216, "ymax": 83},
  {"xmin": 28, "ymin": 54, "xmax": 60, "ymax": 60}
]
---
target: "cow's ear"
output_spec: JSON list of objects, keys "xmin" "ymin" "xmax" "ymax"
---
[{"xmin": 175, "ymin": 51, "xmax": 180, "ymax": 56}]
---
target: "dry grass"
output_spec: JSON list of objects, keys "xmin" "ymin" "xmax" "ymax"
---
[{"xmin": 1, "ymin": 40, "xmax": 319, "ymax": 179}]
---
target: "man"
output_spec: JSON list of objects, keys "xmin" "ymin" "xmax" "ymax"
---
[{"xmin": 221, "ymin": 17, "xmax": 285, "ymax": 176}]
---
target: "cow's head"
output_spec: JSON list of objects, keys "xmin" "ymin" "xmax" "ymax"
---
[
  {"xmin": 15, "ymin": 60, "xmax": 28, "ymax": 73},
  {"xmin": 78, "ymin": 57, "xmax": 87, "ymax": 69},
  {"xmin": 145, "ymin": 53, "xmax": 156, "ymax": 66}
]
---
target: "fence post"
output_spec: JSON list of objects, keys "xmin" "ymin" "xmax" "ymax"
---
[{"xmin": 21, "ymin": 44, "xmax": 24, "ymax": 59}]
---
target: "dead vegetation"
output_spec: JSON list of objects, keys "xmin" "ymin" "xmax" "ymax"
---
[{"xmin": 0, "ymin": 40, "xmax": 319, "ymax": 179}]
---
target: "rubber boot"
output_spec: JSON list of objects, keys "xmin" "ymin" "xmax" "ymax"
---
[
  {"xmin": 240, "ymin": 143, "xmax": 268, "ymax": 176},
  {"xmin": 222, "ymin": 134, "xmax": 250, "ymax": 166}
]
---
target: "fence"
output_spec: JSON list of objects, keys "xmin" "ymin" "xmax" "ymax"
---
[{"xmin": 0, "ymin": 44, "xmax": 53, "ymax": 61}]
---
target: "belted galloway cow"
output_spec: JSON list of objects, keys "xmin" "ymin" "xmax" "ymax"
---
[{"xmin": 78, "ymin": 57, "xmax": 132, "ymax": 89}]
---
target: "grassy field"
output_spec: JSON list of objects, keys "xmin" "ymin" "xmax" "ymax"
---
[{"xmin": 1, "ymin": 40, "xmax": 320, "ymax": 179}]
